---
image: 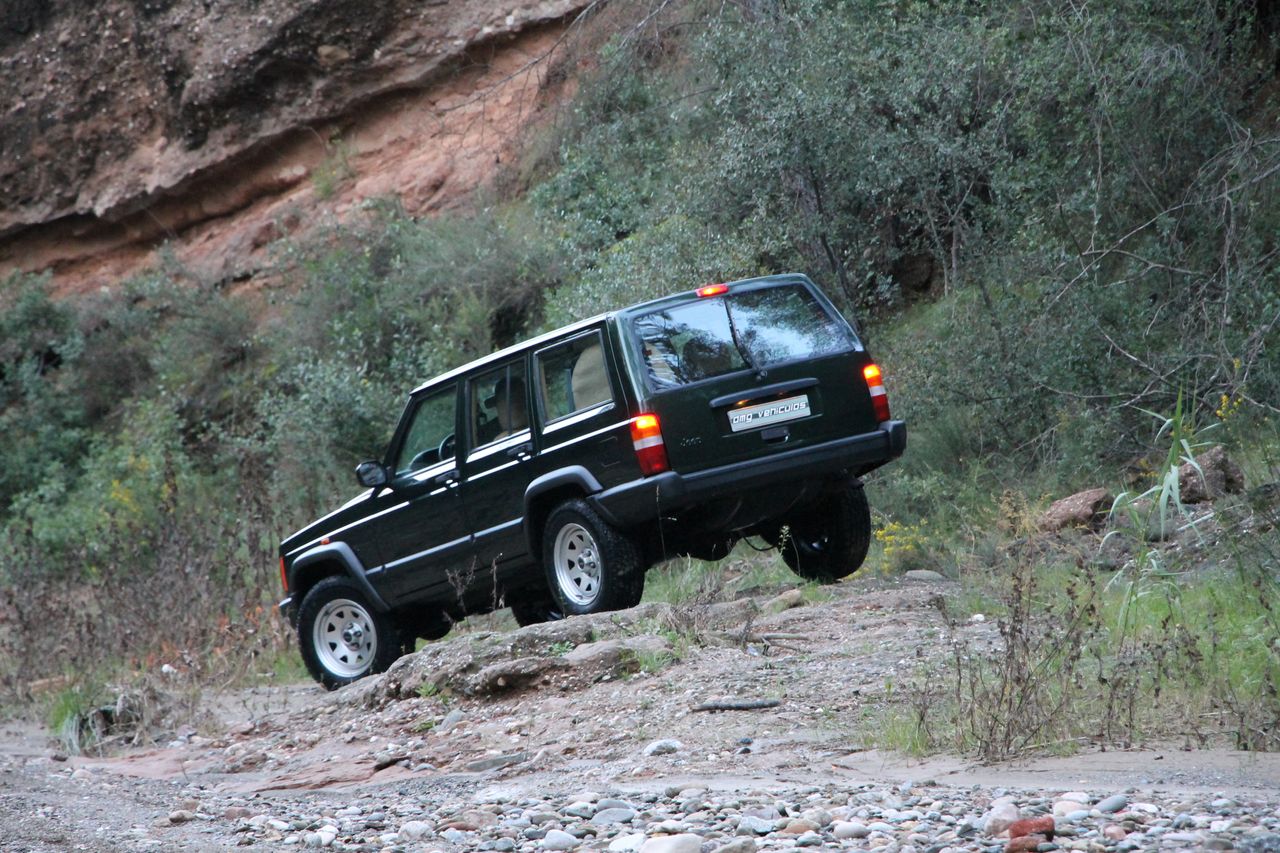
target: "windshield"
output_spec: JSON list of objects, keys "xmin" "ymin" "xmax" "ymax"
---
[{"xmin": 631, "ymin": 284, "xmax": 857, "ymax": 388}]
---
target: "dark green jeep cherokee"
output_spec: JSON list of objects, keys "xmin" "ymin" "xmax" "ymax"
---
[{"xmin": 279, "ymin": 273, "xmax": 906, "ymax": 688}]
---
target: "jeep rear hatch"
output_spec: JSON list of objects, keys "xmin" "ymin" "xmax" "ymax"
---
[{"xmin": 623, "ymin": 276, "xmax": 885, "ymax": 475}]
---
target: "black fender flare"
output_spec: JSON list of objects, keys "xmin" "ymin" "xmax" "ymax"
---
[
  {"xmin": 289, "ymin": 542, "xmax": 390, "ymax": 613},
  {"xmin": 522, "ymin": 466, "xmax": 605, "ymax": 555}
]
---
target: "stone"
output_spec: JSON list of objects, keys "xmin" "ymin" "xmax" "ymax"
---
[
  {"xmin": 643, "ymin": 739, "xmax": 683, "ymax": 756},
  {"xmin": 599, "ymin": 798, "xmax": 635, "ymax": 811},
  {"xmin": 1008, "ymin": 817, "xmax": 1055, "ymax": 840},
  {"xmin": 399, "ymin": 820, "xmax": 433, "ymax": 840},
  {"xmin": 1103, "ymin": 824, "xmax": 1128, "ymax": 841},
  {"xmin": 780, "ymin": 818, "xmax": 820, "ymax": 834},
  {"xmin": 438, "ymin": 708, "xmax": 467, "ymax": 732},
  {"xmin": 563, "ymin": 801, "xmax": 597, "ymax": 818},
  {"xmin": 592, "ymin": 808, "xmax": 637, "ymax": 825},
  {"xmin": 640, "ymin": 835, "xmax": 703, "ymax": 853},
  {"xmin": 1179, "ymin": 445, "xmax": 1245, "ymax": 503},
  {"xmin": 1096, "ymin": 795, "xmax": 1128, "ymax": 814},
  {"xmin": 834, "ymin": 820, "xmax": 871, "ymax": 839},
  {"xmin": 609, "ymin": 833, "xmax": 646, "ymax": 853},
  {"xmin": 168, "ymin": 810, "xmax": 196, "ymax": 824},
  {"xmin": 742, "ymin": 806, "xmax": 781, "ymax": 821},
  {"xmin": 1052, "ymin": 801, "xmax": 1087, "ymax": 817},
  {"xmin": 904, "ymin": 569, "xmax": 948, "ymax": 582},
  {"xmin": 542, "ymin": 828, "xmax": 580, "ymax": 850},
  {"xmin": 466, "ymin": 751, "xmax": 528, "ymax": 772},
  {"xmin": 983, "ymin": 802, "xmax": 1021, "ymax": 836},
  {"xmin": 1238, "ymin": 834, "xmax": 1280, "ymax": 853},
  {"xmin": 737, "ymin": 814, "xmax": 776, "ymax": 834},
  {"xmin": 712, "ymin": 840, "xmax": 758, "ymax": 853},
  {"xmin": 1004, "ymin": 837, "xmax": 1045, "ymax": 853},
  {"xmin": 224, "ymin": 806, "xmax": 253, "ymax": 820},
  {"xmin": 563, "ymin": 635, "xmax": 671, "ymax": 670},
  {"xmin": 1039, "ymin": 487, "xmax": 1113, "ymax": 532},
  {"xmin": 764, "ymin": 588, "xmax": 805, "ymax": 612}
]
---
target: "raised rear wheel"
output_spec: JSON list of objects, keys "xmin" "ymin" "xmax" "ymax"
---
[
  {"xmin": 543, "ymin": 499, "xmax": 644, "ymax": 616},
  {"xmin": 776, "ymin": 481, "xmax": 872, "ymax": 582}
]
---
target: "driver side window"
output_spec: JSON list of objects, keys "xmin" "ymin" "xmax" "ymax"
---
[{"xmin": 394, "ymin": 384, "xmax": 458, "ymax": 475}]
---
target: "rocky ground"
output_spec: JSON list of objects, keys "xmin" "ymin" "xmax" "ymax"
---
[{"xmin": 2, "ymin": 576, "xmax": 1279, "ymax": 853}]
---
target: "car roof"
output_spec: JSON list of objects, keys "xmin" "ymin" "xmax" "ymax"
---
[
  {"xmin": 409, "ymin": 312, "xmax": 611, "ymax": 395},
  {"xmin": 407, "ymin": 272, "xmax": 817, "ymax": 396}
]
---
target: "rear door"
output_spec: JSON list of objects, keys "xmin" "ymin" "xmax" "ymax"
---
[
  {"xmin": 624, "ymin": 279, "xmax": 877, "ymax": 474},
  {"xmin": 529, "ymin": 329, "xmax": 634, "ymax": 490},
  {"xmin": 460, "ymin": 356, "xmax": 536, "ymax": 582}
]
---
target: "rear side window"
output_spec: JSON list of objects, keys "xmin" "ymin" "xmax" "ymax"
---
[
  {"xmin": 631, "ymin": 284, "xmax": 856, "ymax": 388},
  {"xmin": 469, "ymin": 360, "xmax": 528, "ymax": 449},
  {"xmin": 537, "ymin": 332, "xmax": 613, "ymax": 422}
]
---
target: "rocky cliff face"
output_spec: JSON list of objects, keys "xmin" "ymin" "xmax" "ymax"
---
[{"xmin": 0, "ymin": 0, "xmax": 592, "ymax": 294}]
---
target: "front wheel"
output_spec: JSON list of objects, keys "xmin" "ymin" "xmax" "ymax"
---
[
  {"xmin": 297, "ymin": 577, "xmax": 402, "ymax": 690},
  {"xmin": 543, "ymin": 499, "xmax": 644, "ymax": 616},
  {"xmin": 775, "ymin": 482, "xmax": 872, "ymax": 582}
]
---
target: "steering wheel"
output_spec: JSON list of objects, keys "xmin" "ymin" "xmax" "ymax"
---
[{"xmin": 438, "ymin": 432, "xmax": 456, "ymax": 461}]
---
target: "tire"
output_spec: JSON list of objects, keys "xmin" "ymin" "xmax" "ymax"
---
[
  {"xmin": 297, "ymin": 576, "xmax": 402, "ymax": 690},
  {"xmin": 776, "ymin": 481, "xmax": 872, "ymax": 582},
  {"xmin": 542, "ymin": 499, "xmax": 645, "ymax": 616},
  {"xmin": 509, "ymin": 594, "xmax": 563, "ymax": 627}
]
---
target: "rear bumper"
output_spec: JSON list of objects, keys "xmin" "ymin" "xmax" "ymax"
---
[
  {"xmin": 592, "ymin": 419, "xmax": 906, "ymax": 527},
  {"xmin": 278, "ymin": 595, "xmax": 296, "ymax": 621}
]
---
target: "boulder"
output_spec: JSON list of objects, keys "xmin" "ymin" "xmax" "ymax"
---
[
  {"xmin": 1179, "ymin": 446, "xmax": 1245, "ymax": 504},
  {"xmin": 1038, "ymin": 487, "xmax": 1113, "ymax": 532}
]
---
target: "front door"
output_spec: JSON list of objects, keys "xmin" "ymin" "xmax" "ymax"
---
[{"xmin": 369, "ymin": 382, "xmax": 471, "ymax": 603}]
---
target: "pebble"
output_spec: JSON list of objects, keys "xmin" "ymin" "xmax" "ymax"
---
[
  {"xmin": 639, "ymin": 835, "xmax": 702, "ymax": 853},
  {"xmin": 542, "ymin": 828, "xmax": 580, "ymax": 850},
  {"xmin": 643, "ymin": 739, "xmax": 683, "ymax": 756},
  {"xmin": 737, "ymin": 814, "xmax": 776, "ymax": 834},
  {"xmin": 833, "ymin": 819, "xmax": 871, "ymax": 838},
  {"xmin": 399, "ymin": 820, "xmax": 432, "ymax": 840},
  {"xmin": 1096, "ymin": 794, "xmax": 1129, "ymax": 814},
  {"xmin": 712, "ymin": 840, "xmax": 758, "ymax": 853},
  {"xmin": 146, "ymin": 770, "xmax": 1280, "ymax": 853},
  {"xmin": 608, "ymin": 833, "xmax": 646, "ymax": 852}
]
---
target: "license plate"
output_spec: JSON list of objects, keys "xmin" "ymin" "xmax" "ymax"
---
[{"xmin": 728, "ymin": 394, "xmax": 811, "ymax": 432}]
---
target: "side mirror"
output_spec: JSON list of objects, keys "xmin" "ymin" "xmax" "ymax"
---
[{"xmin": 355, "ymin": 460, "xmax": 389, "ymax": 489}]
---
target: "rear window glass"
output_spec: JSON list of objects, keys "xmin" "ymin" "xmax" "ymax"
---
[{"xmin": 631, "ymin": 284, "xmax": 856, "ymax": 388}]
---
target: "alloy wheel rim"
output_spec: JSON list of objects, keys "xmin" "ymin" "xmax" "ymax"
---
[
  {"xmin": 313, "ymin": 598, "xmax": 377, "ymax": 678},
  {"xmin": 553, "ymin": 522, "xmax": 602, "ymax": 607}
]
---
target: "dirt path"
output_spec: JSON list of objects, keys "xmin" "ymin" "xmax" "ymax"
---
[{"xmin": 2, "ymin": 577, "xmax": 1278, "ymax": 851}]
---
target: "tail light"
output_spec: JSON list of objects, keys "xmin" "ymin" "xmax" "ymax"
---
[
  {"xmin": 630, "ymin": 413, "xmax": 670, "ymax": 476},
  {"xmin": 696, "ymin": 283, "xmax": 729, "ymax": 298},
  {"xmin": 279, "ymin": 557, "xmax": 289, "ymax": 592},
  {"xmin": 863, "ymin": 363, "xmax": 892, "ymax": 422}
]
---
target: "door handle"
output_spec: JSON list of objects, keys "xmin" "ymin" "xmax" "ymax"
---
[
  {"xmin": 432, "ymin": 470, "xmax": 459, "ymax": 487},
  {"xmin": 506, "ymin": 441, "xmax": 534, "ymax": 460}
]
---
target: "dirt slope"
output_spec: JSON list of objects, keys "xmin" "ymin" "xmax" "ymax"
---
[{"xmin": 2, "ymin": 577, "xmax": 1278, "ymax": 851}]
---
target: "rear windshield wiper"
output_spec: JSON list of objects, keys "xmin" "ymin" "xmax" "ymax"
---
[{"xmin": 722, "ymin": 297, "xmax": 763, "ymax": 378}]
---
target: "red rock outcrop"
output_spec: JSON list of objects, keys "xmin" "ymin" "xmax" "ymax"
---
[{"xmin": 0, "ymin": 0, "xmax": 597, "ymax": 295}]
